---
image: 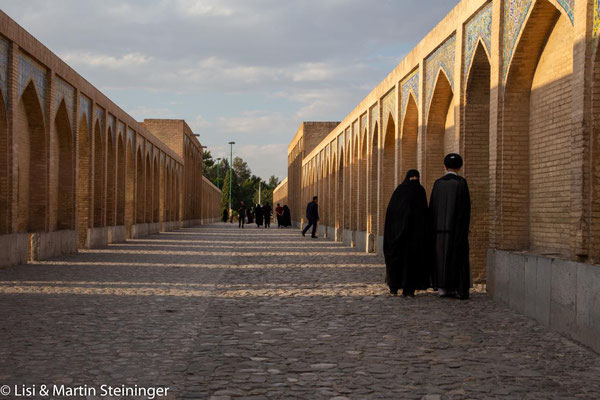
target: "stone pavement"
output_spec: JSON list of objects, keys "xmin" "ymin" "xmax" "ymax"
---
[{"xmin": 1, "ymin": 223, "xmax": 600, "ymax": 400}]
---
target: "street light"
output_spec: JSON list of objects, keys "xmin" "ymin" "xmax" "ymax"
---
[
  {"xmin": 228, "ymin": 141, "xmax": 235, "ymax": 211},
  {"xmin": 216, "ymin": 157, "xmax": 222, "ymax": 187}
]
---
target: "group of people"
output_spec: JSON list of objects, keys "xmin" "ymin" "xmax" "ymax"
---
[
  {"xmin": 299, "ymin": 153, "xmax": 471, "ymax": 299},
  {"xmin": 383, "ymin": 153, "xmax": 471, "ymax": 300},
  {"xmin": 221, "ymin": 202, "xmax": 292, "ymax": 229}
]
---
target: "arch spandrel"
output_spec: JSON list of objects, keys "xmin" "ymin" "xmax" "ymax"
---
[
  {"xmin": 18, "ymin": 53, "xmax": 47, "ymax": 118},
  {"xmin": 54, "ymin": 76, "xmax": 75, "ymax": 130},
  {"xmin": 425, "ymin": 35, "xmax": 455, "ymax": 119},
  {"xmin": 463, "ymin": 2, "xmax": 492, "ymax": 86},
  {"xmin": 401, "ymin": 70, "xmax": 419, "ymax": 127}
]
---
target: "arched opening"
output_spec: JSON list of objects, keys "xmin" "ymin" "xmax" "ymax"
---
[
  {"xmin": 0, "ymin": 95, "xmax": 8, "ymax": 234},
  {"xmin": 344, "ymin": 147, "xmax": 351, "ymax": 230},
  {"xmin": 153, "ymin": 156, "xmax": 159, "ymax": 222},
  {"xmin": 369, "ymin": 125, "xmax": 378, "ymax": 236},
  {"xmin": 106, "ymin": 129, "xmax": 116, "ymax": 226},
  {"xmin": 54, "ymin": 100, "xmax": 74, "ymax": 230},
  {"xmin": 165, "ymin": 165, "xmax": 171, "ymax": 221},
  {"xmin": 592, "ymin": 42, "xmax": 600, "ymax": 262},
  {"xmin": 145, "ymin": 154, "xmax": 152, "ymax": 223},
  {"xmin": 117, "ymin": 135, "xmax": 125, "ymax": 225},
  {"xmin": 502, "ymin": 0, "xmax": 570, "ymax": 253},
  {"xmin": 175, "ymin": 171, "xmax": 180, "ymax": 221},
  {"xmin": 323, "ymin": 158, "xmax": 329, "ymax": 227},
  {"xmin": 401, "ymin": 94, "xmax": 419, "ymax": 179},
  {"xmin": 359, "ymin": 133, "xmax": 367, "ymax": 232},
  {"xmin": 93, "ymin": 121, "xmax": 105, "ymax": 227},
  {"xmin": 330, "ymin": 154, "xmax": 337, "ymax": 227},
  {"xmin": 171, "ymin": 168, "xmax": 176, "ymax": 221},
  {"xmin": 136, "ymin": 149, "xmax": 144, "ymax": 223},
  {"xmin": 352, "ymin": 140, "xmax": 359, "ymax": 231},
  {"xmin": 77, "ymin": 117, "xmax": 90, "ymax": 246},
  {"xmin": 463, "ymin": 41, "xmax": 491, "ymax": 281},
  {"xmin": 380, "ymin": 115, "xmax": 396, "ymax": 230},
  {"xmin": 16, "ymin": 82, "xmax": 46, "ymax": 233},
  {"xmin": 336, "ymin": 149, "xmax": 344, "ymax": 236},
  {"xmin": 425, "ymin": 71, "xmax": 454, "ymax": 194},
  {"xmin": 125, "ymin": 139, "xmax": 135, "ymax": 231}
]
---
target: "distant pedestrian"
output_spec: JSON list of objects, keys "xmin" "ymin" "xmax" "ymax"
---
[
  {"xmin": 238, "ymin": 201, "xmax": 247, "ymax": 229},
  {"xmin": 275, "ymin": 203, "xmax": 284, "ymax": 227},
  {"xmin": 247, "ymin": 209, "xmax": 254, "ymax": 224},
  {"xmin": 255, "ymin": 204, "xmax": 263, "ymax": 227},
  {"xmin": 282, "ymin": 205, "xmax": 291, "ymax": 227},
  {"xmin": 430, "ymin": 154, "xmax": 471, "ymax": 300},
  {"xmin": 383, "ymin": 169, "xmax": 430, "ymax": 297},
  {"xmin": 222, "ymin": 208, "xmax": 228, "ymax": 223},
  {"xmin": 263, "ymin": 203, "xmax": 272, "ymax": 228},
  {"xmin": 302, "ymin": 196, "xmax": 319, "ymax": 238}
]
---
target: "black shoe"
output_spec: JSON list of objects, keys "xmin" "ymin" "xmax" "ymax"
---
[
  {"xmin": 302, "ymin": 231, "xmax": 306, "ymax": 237},
  {"xmin": 311, "ymin": 235, "xmax": 317, "ymax": 238}
]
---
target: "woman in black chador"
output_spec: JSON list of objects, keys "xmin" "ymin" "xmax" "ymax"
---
[
  {"xmin": 255, "ymin": 204, "xmax": 263, "ymax": 227},
  {"xmin": 383, "ymin": 169, "xmax": 430, "ymax": 296},
  {"xmin": 282, "ymin": 205, "xmax": 291, "ymax": 227},
  {"xmin": 222, "ymin": 208, "xmax": 228, "ymax": 223},
  {"xmin": 262, "ymin": 203, "xmax": 272, "ymax": 228}
]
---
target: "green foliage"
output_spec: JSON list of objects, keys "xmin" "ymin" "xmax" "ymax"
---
[
  {"xmin": 203, "ymin": 151, "xmax": 229, "ymax": 190},
  {"xmin": 220, "ymin": 169, "xmax": 241, "ymax": 210}
]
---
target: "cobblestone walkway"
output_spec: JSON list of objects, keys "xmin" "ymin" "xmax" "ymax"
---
[{"xmin": 1, "ymin": 223, "xmax": 600, "ymax": 399}]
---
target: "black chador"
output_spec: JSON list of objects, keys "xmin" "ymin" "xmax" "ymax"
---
[
  {"xmin": 222, "ymin": 209, "xmax": 228, "ymax": 223},
  {"xmin": 383, "ymin": 169, "xmax": 430, "ymax": 296},
  {"xmin": 282, "ymin": 205, "xmax": 291, "ymax": 227},
  {"xmin": 255, "ymin": 204, "xmax": 263, "ymax": 227},
  {"xmin": 262, "ymin": 204, "xmax": 272, "ymax": 228},
  {"xmin": 429, "ymin": 153, "xmax": 471, "ymax": 300}
]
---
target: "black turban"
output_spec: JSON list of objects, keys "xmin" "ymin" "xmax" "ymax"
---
[{"xmin": 444, "ymin": 153, "xmax": 463, "ymax": 169}]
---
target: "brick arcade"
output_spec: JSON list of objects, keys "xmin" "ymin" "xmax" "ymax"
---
[
  {"xmin": 274, "ymin": 0, "xmax": 600, "ymax": 353},
  {"xmin": 0, "ymin": 12, "xmax": 222, "ymax": 268}
]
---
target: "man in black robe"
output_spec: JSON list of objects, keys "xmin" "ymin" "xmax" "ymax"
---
[
  {"xmin": 429, "ymin": 153, "xmax": 471, "ymax": 300},
  {"xmin": 255, "ymin": 204, "xmax": 263, "ymax": 227},
  {"xmin": 302, "ymin": 196, "xmax": 319, "ymax": 238},
  {"xmin": 383, "ymin": 170, "xmax": 430, "ymax": 296},
  {"xmin": 263, "ymin": 203, "xmax": 272, "ymax": 228},
  {"xmin": 282, "ymin": 205, "xmax": 291, "ymax": 227},
  {"xmin": 238, "ymin": 201, "xmax": 247, "ymax": 229}
]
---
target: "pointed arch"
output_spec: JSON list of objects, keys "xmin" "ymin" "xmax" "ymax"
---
[
  {"xmin": 351, "ymin": 136, "xmax": 359, "ymax": 232},
  {"xmin": 401, "ymin": 93, "xmax": 419, "ymax": 180},
  {"xmin": 380, "ymin": 115, "xmax": 396, "ymax": 230},
  {"xmin": 77, "ymin": 114, "xmax": 90, "ymax": 246},
  {"xmin": 153, "ymin": 155, "xmax": 159, "ymax": 222},
  {"xmin": 106, "ymin": 127, "xmax": 116, "ymax": 226},
  {"xmin": 425, "ymin": 70, "xmax": 454, "ymax": 194},
  {"xmin": 0, "ymin": 92, "xmax": 8, "ymax": 234},
  {"xmin": 502, "ymin": 0, "xmax": 571, "ymax": 253},
  {"xmin": 53, "ymin": 99, "xmax": 74, "ymax": 230},
  {"xmin": 16, "ymin": 81, "xmax": 46, "ymax": 233},
  {"xmin": 93, "ymin": 120, "xmax": 105, "ymax": 227},
  {"xmin": 336, "ymin": 147, "xmax": 344, "ymax": 238},
  {"xmin": 117, "ymin": 135, "xmax": 126, "ymax": 225},
  {"xmin": 145, "ymin": 154, "xmax": 152, "ymax": 223},
  {"xmin": 463, "ymin": 41, "xmax": 491, "ymax": 281},
  {"xmin": 369, "ymin": 123, "xmax": 378, "ymax": 237},
  {"xmin": 359, "ymin": 130, "xmax": 368, "ymax": 232},
  {"xmin": 136, "ymin": 148, "xmax": 144, "ymax": 223}
]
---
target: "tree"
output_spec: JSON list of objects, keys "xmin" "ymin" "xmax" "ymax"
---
[
  {"xmin": 203, "ymin": 151, "xmax": 229, "ymax": 190},
  {"xmin": 233, "ymin": 156, "xmax": 251, "ymax": 183},
  {"xmin": 221, "ymin": 169, "xmax": 240, "ymax": 210}
]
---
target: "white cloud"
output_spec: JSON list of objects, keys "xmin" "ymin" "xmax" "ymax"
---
[
  {"xmin": 62, "ymin": 51, "xmax": 151, "ymax": 70},
  {"xmin": 174, "ymin": 0, "xmax": 235, "ymax": 17}
]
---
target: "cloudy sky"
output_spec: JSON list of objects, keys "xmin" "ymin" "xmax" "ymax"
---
[{"xmin": 1, "ymin": 0, "xmax": 457, "ymax": 180}]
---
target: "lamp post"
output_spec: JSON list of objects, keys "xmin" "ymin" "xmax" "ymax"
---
[
  {"xmin": 216, "ymin": 157, "xmax": 222, "ymax": 188},
  {"xmin": 228, "ymin": 141, "xmax": 235, "ymax": 211}
]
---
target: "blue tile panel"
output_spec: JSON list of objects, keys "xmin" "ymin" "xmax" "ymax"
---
[
  {"xmin": 18, "ymin": 54, "xmax": 47, "ymax": 117},
  {"xmin": 464, "ymin": 3, "xmax": 492, "ymax": 83},
  {"xmin": 425, "ymin": 35, "xmax": 456, "ymax": 117}
]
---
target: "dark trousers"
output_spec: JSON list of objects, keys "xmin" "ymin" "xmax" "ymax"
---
[
  {"xmin": 239, "ymin": 217, "xmax": 245, "ymax": 228},
  {"xmin": 302, "ymin": 219, "xmax": 318, "ymax": 237}
]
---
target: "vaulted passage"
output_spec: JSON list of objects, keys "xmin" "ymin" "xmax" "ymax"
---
[
  {"xmin": 16, "ymin": 82, "xmax": 46, "ymax": 233},
  {"xmin": 77, "ymin": 117, "xmax": 90, "ymax": 247},
  {"xmin": 380, "ymin": 117, "xmax": 395, "ymax": 231},
  {"xmin": 401, "ymin": 95, "xmax": 418, "ymax": 179},
  {"xmin": 369, "ymin": 126, "xmax": 378, "ymax": 238},
  {"xmin": 502, "ymin": 0, "xmax": 570, "ymax": 253},
  {"xmin": 136, "ymin": 149, "xmax": 144, "ymax": 224},
  {"xmin": 53, "ymin": 100, "xmax": 74, "ymax": 230},
  {"xmin": 0, "ymin": 94, "xmax": 8, "ymax": 234},
  {"xmin": 117, "ymin": 135, "xmax": 126, "ymax": 226},
  {"xmin": 93, "ymin": 121, "xmax": 105, "ymax": 228},
  {"xmin": 106, "ymin": 129, "xmax": 116, "ymax": 226},
  {"xmin": 463, "ymin": 42, "xmax": 490, "ymax": 282}
]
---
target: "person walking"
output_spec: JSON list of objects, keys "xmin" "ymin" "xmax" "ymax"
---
[
  {"xmin": 263, "ymin": 203, "xmax": 272, "ymax": 228},
  {"xmin": 255, "ymin": 204, "xmax": 263, "ymax": 227},
  {"xmin": 282, "ymin": 205, "xmax": 291, "ymax": 227},
  {"xmin": 275, "ymin": 203, "xmax": 284, "ymax": 228},
  {"xmin": 222, "ymin": 208, "xmax": 228, "ymax": 223},
  {"xmin": 383, "ymin": 170, "xmax": 430, "ymax": 297},
  {"xmin": 302, "ymin": 196, "xmax": 319, "ymax": 238},
  {"xmin": 429, "ymin": 154, "xmax": 471, "ymax": 300},
  {"xmin": 238, "ymin": 201, "xmax": 247, "ymax": 229}
]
